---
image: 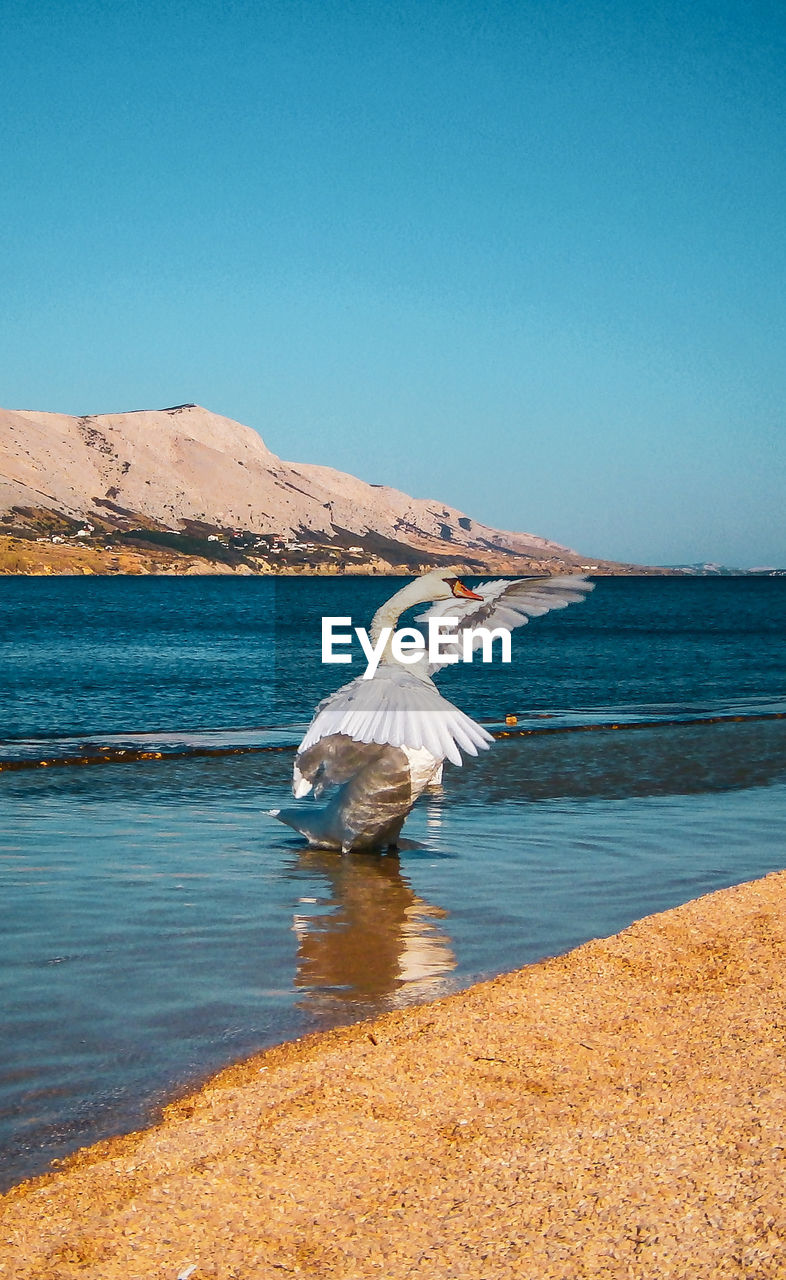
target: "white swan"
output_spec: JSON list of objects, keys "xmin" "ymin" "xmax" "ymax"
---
[{"xmin": 271, "ymin": 569, "xmax": 594, "ymax": 852}]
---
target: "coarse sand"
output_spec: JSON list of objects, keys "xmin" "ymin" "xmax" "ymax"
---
[{"xmin": 2, "ymin": 871, "xmax": 785, "ymax": 1279}]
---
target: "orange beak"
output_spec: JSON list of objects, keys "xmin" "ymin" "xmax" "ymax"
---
[{"xmin": 452, "ymin": 579, "xmax": 483, "ymax": 601}]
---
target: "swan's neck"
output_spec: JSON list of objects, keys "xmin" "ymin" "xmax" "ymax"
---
[
  {"xmin": 370, "ymin": 578, "xmax": 436, "ymax": 651},
  {"xmin": 370, "ymin": 582, "xmax": 418, "ymax": 645}
]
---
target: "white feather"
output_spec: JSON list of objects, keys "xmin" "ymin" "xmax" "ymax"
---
[
  {"xmin": 296, "ymin": 664, "xmax": 493, "ymax": 766},
  {"xmin": 416, "ymin": 574, "xmax": 594, "ymax": 672}
]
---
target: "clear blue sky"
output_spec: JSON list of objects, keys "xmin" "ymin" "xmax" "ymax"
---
[{"xmin": 2, "ymin": 0, "xmax": 784, "ymax": 566}]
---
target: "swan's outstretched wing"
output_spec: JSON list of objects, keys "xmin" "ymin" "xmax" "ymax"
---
[
  {"xmin": 294, "ymin": 664, "xmax": 492, "ymax": 785},
  {"xmin": 416, "ymin": 574, "xmax": 594, "ymax": 673}
]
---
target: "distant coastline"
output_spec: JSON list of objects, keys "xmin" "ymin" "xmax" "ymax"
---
[
  {"xmin": 1, "ymin": 527, "xmax": 781, "ymax": 578},
  {"xmin": 0, "ymin": 526, "xmax": 657, "ymax": 577}
]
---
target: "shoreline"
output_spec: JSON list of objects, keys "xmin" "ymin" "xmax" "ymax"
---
[
  {"xmin": 0, "ymin": 533, "xmax": 685, "ymax": 577},
  {"xmin": 2, "ymin": 872, "xmax": 785, "ymax": 1277}
]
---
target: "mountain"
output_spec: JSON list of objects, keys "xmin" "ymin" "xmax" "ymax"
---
[{"xmin": 0, "ymin": 403, "xmax": 614, "ymax": 573}]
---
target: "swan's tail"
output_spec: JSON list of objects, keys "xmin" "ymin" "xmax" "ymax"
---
[{"xmin": 267, "ymin": 804, "xmax": 344, "ymax": 850}]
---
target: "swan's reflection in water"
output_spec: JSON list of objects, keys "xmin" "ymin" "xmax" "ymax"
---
[{"xmin": 291, "ymin": 847, "xmax": 456, "ymax": 1024}]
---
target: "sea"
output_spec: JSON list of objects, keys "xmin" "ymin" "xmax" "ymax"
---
[{"xmin": 1, "ymin": 574, "xmax": 785, "ymax": 1189}]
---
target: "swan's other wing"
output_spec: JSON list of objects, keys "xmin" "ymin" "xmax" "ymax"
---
[
  {"xmin": 416, "ymin": 574, "xmax": 594, "ymax": 673},
  {"xmin": 294, "ymin": 664, "xmax": 492, "ymax": 784}
]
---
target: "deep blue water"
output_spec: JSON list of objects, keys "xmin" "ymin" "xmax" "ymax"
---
[
  {"xmin": 1, "ymin": 575, "xmax": 785, "ymax": 738},
  {"xmin": 0, "ymin": 575, "xmax": 785, "ymax": 1189}
]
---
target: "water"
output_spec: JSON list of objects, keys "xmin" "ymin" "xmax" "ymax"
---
[{"xmin": 1, "ymin": 576, "xmax": 785, "ymax": 1188}]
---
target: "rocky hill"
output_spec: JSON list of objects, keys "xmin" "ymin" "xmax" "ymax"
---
[{"xmin": 0, "ymin": 403, "xmax": 618, "ymax": 574}]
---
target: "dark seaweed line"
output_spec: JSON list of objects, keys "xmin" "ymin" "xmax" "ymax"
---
[
  {"xmin": 0, "ymin": 712, "xmax": 783, "ymax": 773},
  {"xmin": 0, "ymin": 743, "xmax": 294, "ymax": 772},
  {"xmin": 494, "ymin": 711, "xmax": 786, "ymax": 737}
]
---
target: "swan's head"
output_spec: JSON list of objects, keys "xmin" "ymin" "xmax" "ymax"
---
[
  {"xmin": 412, "ymin": 568, "xmax": 484, "ymax": 604},
  {"xmin": 371, "ymin": 570, "xmax": 485, "ymax": 636}
]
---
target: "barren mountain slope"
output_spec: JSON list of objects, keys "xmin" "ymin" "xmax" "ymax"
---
[{"xmin": 0, "ymin": 403, "xmax": 586, "ymax": 568}]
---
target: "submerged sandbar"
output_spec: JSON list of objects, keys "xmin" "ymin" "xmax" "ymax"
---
[{"xmin": 2, "ymin": 871, "xmax": 785, "ymax": 1278}]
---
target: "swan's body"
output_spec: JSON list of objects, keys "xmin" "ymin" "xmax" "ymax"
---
[{"xmin": 271, "ymin": 570, "xmax": 594, "ymax": 852}]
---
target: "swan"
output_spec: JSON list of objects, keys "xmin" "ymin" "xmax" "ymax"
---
[{"xmin": 270, "ymin": 569, "xmax": 594, "ymax": 852}]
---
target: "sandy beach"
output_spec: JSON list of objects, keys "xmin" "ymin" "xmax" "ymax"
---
[{"xmin": 1, "ymin": 870, "xmax": 784, "ymax": 1279}]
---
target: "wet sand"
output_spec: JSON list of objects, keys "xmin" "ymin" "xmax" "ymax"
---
[{"xmin": 2, "ymin": 871, "xmax": 785, "ymax": 1279}]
